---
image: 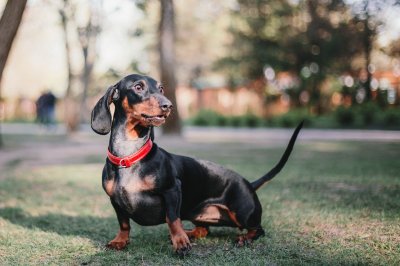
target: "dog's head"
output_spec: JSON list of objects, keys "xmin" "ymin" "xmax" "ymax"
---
[{"xmin": 91, "ymin": 74, "xmax": 172, "ymax": 135}]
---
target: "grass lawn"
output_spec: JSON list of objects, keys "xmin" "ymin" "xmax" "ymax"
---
[{"xmin": 0, "ymin": 137, "xmax": 399, "ymax": 265}]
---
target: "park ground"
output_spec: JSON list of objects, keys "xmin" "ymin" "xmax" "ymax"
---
[{"xmin": 0, "ymin": 124, "xmax": 399, "ymax": 265}]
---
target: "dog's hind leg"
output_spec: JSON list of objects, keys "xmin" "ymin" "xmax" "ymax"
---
[
  {"xmin": 232, "ymin": 194, "xmax": 266, "ymax": 246},
  {"xmin": 235, "ymin": 226, "xmax": 265, "ymax": 246}
]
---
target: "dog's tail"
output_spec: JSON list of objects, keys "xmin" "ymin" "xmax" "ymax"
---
[{"xmin": 251, "ymin": 121, "xmax": 303, "ymax": 191}]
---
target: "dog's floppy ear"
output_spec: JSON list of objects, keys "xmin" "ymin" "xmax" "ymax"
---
[{"xmin": 91, "ymin": 84, "xmax": 119, "ymax": 135}]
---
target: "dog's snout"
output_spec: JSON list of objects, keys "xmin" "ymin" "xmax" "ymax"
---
[
  {"xmin": 161, "ymin": 102, "xmax": 173, "ymax": 112},
  {"xmin": 159, "ymin": 97, "xmax": 173, "ymax": 112},
  {"xmin": 151, "ymin": 93, "xmax": 173, "ymax": 113}
]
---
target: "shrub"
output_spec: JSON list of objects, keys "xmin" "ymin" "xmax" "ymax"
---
[
  {"xmin": 192, "ymin": 109, "xmax": 224, "ymax": 126},
  {"xmin": 242, "ymin": 113, "xmax": 263, "ymax": 127},
  {"xmin": 189, "ymin": 106, "xmax": 400, "ymax": 129},
  {"xmin": 280, "ymin": 115, "xmax": 296, "ymax": 128},
  {"xmin": 335, "ymin": 106, "xmax": 355, "ymax": 126},
  {"xmin": 358, "ymin": 103, "xmax": 379, "ymax": 125},
  {"xmin": 269, "ymin": 109, "xmax": 312, "ymax": 128},
  {"xmin": 227, "ymin": 116, "xmax": 242, "ymax": 127},
  {"xmin": 190, "ymin": 110, "xmax": 264, "ymax": 128},
  {"xmin": 382, "ymin": 108, "xmax": 400, "ymax": 127}
]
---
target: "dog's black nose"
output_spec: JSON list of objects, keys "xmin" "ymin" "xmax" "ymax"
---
[
  {"xmin": 160, "ymin": 98, "xmax": 173, "ymax": 111},
  {"xmin": 155, "ymin": 94, "xmax": 173, "ymax": 111},
  {"xmin": 161, "ymin": 103, "xmax": 173, "ymax": 111}
]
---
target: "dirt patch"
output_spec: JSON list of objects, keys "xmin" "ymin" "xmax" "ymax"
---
[
  {"xmin": 299, "ymin": 217, "xmax": 400, "ymax": 253},
  {"xmin": 0, "ymin": 133, "xmax": 107, "ymax": 179},
  {"xmin": 329, "ymin": 182, "xmax": 365, "ymax": 192}
]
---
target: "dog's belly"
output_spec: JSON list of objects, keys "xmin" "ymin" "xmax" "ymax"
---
[{"xmin": 114, "ymin": 190, "xmax": 166, "ymax": 226}]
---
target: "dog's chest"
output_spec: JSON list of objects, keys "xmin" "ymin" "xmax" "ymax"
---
[
  {"xmin": 119, "ymin": 174, "xmax": 156, "ymax": 193},
  {"xmin": 112, "ymin": 173, "xmax": 158, "ymax": 210}
]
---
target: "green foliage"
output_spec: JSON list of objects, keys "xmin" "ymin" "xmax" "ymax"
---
[
  {"xmin": 359, "ymin": 102, "xmax": 379, "ymax": 125},
  {"xmin": 333, "ymin": 104, "xmax": 400, "ymax": 129},
  {"xmin": 382, "ymin": 108, "xmax": 400, "ymax": 127},
  {"xmin": 189, "ymin": 106, "xmax": 400, "ymax": 129},
  {"xmin": 266, "ymin": 109, "xmax": 312, "ymax": 128},
  {"xmin": 191, "ymin": 109, "xmax": 226, "ymax": 126},
  {"xmin": 226, "ymin": 115, "xmax": 242, "ymax": 127},
  {"xmin": 215, "ymin": 0, "xmax": 367, "ymax": 114},
  {"xmin": 216, "ymin": 0, "xmax": 362, "ymax": 79},
  {"xmin": 335, "ymin": 106, "xmax": 356, "ymax": 126},
  {"xmin": 225, "ymin": 113, "xmax": 264, "ymax": 128},
  {"xmin": 190, "ymin": 110, "xmax": 264, "ymax": 128},
  {"xmin": 242, "ymin": 113, "xmax": 263, "ymax": 127},
  {"xmin": 215, "ymin": 0, "xmax": 297, "ymax": 80}
]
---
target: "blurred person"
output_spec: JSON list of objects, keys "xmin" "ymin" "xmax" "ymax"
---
[
  {"xmin": 45, "ymin": 91, "xmax": 56, "ymax": 125},
  {"xmin": 36, "ymin": 92, "xmax": 46, "ymax": 124},
  {"xmin": 36, "ymin": 91, "xmax": 57, "ymax": 127}
]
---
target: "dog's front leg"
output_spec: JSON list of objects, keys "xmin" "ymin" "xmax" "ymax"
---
[
  {"xmin": 107, "ymin": 199, "xmax": 131, "ymax": 250},
  {"xmin": 162, "ymin": 179, "xmax": 191, "ymax": 255}
]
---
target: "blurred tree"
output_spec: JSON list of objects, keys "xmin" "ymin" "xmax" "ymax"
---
[
  {"xmin": 216, "ymin": 0, "xmax": 363, "ymax": 114},
  {"xmin": 54, "ymin": 0, "xmax": 102, "ymax": 131},
  {"xmin": 215, "ymin": 0, "xmax": 297, "ymax": 85},
  {"xmin": 351, "ymin": 0, "xmax": 379, "ymax": 102},
  {"xmin": 292, "ymin": 0, "xmax": 362, "ymax": 113},
  {"xmin": 0, "ymin": 0, "xmax": 27, "ymax": 91},
  {"xmin": 387, "ymin": 37, "xmax": 400, "ymax": 58},
  {"xmin": 174, "ymin": 1, "xmax": 233, "ymax": 84},
  {"xmin": 159, "ymin": 0, "xmax": 181, "ymax": 134},
  {"xmin": 77, "ymin": 3, "xmax": 102, "ymax": 124},
  {"xmin": 351, "ymin": 0, "xmax": 400, "ymax": 103},
  {"xmin": 57, "ymin": 0, "xmax": 79, "ymax": 132},
  {"xmin": 58, "ymin": 0, "xmax": 73, "ymax": 101},
  {"xmin": 0, "ymin": 0, "xmax": 28, "ymax": 147}
]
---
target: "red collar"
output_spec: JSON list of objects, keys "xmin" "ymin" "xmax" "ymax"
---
[{"xmin": 107, "ymin": 139, "xmax": 153, "ymax": 168}]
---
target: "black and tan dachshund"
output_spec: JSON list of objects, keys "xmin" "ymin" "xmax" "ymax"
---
[{"xmin": 91, "ymin": 74, "xmax": 302, "ymax": 255}]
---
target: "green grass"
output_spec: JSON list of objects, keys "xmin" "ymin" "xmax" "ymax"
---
[{"xmin": 0, "ymin": 140, "xmax": 399, "ymax": 265}]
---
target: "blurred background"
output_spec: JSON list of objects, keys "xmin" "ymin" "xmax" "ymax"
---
[
  {"xmin": 1, "ymin": 0, "xmax": 400, "ymax": 139},
  {"xmin": 1, "ymin": 2, "xmax": 400, "ymax": 264}
]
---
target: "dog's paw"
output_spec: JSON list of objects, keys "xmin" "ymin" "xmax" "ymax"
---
[
  {"xmin": 106, "ymin": 230, "xmax": 130, "ymax": 250},
  {"xmin": 176, "ymin": 244, "xmax": 192, "ymax": 257},
  {"xmin": 235, "ymin": 235, "xmax": 252, "ymax": 247},
  {"xmin": 235, "ymin": 227, "xmax": 265, "ymax": 247},
  {"xmin": 106, "ymin": 239, "xmax": 129, "ymax": 250},
  {"xmin": 171, "ymin": 233, "xmax": 192, "ymax": 256}
]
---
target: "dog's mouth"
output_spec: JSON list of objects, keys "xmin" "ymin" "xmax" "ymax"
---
[{"xmin": 141, "ymin": 113, "xmax": 168, "ymax": 126}]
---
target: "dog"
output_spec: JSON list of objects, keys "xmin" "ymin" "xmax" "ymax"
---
[{"xmin": 91, "ymin": 74, "xmax": 302, "ymax": 255}]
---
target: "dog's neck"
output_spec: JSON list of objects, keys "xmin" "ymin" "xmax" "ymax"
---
[{"xmin": 108, "ymin": 116, "xmax": 153, "ymax": 157}]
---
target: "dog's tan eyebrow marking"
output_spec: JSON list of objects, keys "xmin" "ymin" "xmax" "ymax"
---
[
  {"xmin": 127, "ymin": 80, "xmax": 146, "ymax": 89},
  {"xmin": 136, "ymin": 80, "xmax": 146, "ymax": 87}
]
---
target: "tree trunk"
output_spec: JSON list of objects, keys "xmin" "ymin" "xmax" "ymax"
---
[
  {"xmin": 59, "ymin": 4, "xmax": 73, "ymax": 98},
  {"xmin": 80, "ymin": 45, "xmax": 93, "ymax": 124},
  {"xmin": 363, "ymin": 13, "xmax": 373, "ymax": 102},
  {"xmin": 159, "ymin": 0, "xmax": 181, "ymax": 134},
  {"xmin": 0, "ymin": 0, "xmax": 28, "ymax": 147},
  {"xmin": 59, "ymin": 1, "xmax": 79, "ymax": 133},
  {"xmin": 78, "ymin": 14, "xmax": 98, "ymax": 124}
]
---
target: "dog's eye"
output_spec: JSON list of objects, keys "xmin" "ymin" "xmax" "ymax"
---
[
  {"xmin": 159, "ymin": 86, "xmax": 164, "ymax": 94},
  {"xmin": 134, "ymin": 84, "xmax": 144, "ymax": 92}
]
